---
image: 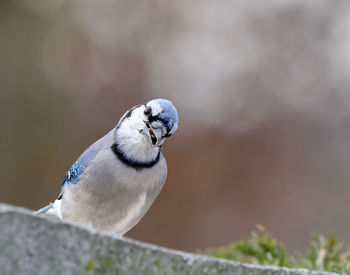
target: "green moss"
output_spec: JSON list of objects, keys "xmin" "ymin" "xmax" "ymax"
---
[
  {"xmin": 84, "ymin": 257, "xmax": 115, "ymax": 275},
  {"xmin": 103, "ymin": 257, "xmax": 114, "ymax": 275},
  {"xmin": 153, "ymin": 259, "xmax": 168, "ymax": 275},
  {"xmin": 103, "ymin": 257, "xmax": 113, "ymax": 268},
  {"xmin": 154, "ymin": 260, "xmax": 161, "ymax": 267},
  {"xmin": 205, "ymin": 225, "xmax": 350, "ymax": 274},
  {"xmin": 85, "ymin": 259, "xmax": 95, "ymax": 275}
]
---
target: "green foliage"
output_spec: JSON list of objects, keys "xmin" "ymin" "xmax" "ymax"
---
[
  {"xmin": 206, "ymin": 225, "xmax": 350, "ymax": 274},
  {"xmin": 293, "ymin": 233, "xmax": 350, "ymax": 274},
  {"xmin": 207, "ymin": 225, "xmax": 290, "ymax": 267}
]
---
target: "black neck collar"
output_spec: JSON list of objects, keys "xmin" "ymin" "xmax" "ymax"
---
[{"xmin": 111, "ymin": 143, "xmax": 161, "ymax": 170}]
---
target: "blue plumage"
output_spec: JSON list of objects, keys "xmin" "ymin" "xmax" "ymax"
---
[
  {"xmin": 63, "ymin": 162, "xmax": 85, "ymax": 185},
  {"xmin": 154, "ymin": 99, "xmax": 178, "ymax": 131},
  {"xmin": 60, "ymin": 144, "xmax": 100, "ymax": 196}
]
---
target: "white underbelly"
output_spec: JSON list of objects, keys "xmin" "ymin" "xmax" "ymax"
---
[
  {"xmin": 59, "ymin": 189, "xmax": 151, "ymax": 235},
  {"xmin": 111, "ymin": 192, "xmax": 147, "ymax": 235}
]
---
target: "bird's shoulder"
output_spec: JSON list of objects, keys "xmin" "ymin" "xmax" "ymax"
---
[{"xmin": 62, "ymin": 129, "xmax": 115, "ymax": 187}]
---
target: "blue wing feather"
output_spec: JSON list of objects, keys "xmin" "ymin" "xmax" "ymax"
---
[
  {"xmin": 60, "ymin": 129, "xmax": 115, "ymax": 194},
  {"xmin": 62, "ymin": 146, "xmax": 99, "ymax": 186}
]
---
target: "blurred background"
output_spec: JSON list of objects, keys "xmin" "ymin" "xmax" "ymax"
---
[{"xmin": 1, "ymin": 0, "xmax": 350, "ymax": 254}]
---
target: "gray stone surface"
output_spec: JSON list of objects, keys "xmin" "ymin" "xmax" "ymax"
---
[{"xmin": 0, "ymin": 203, "xmax": 336, "ymax": 275}]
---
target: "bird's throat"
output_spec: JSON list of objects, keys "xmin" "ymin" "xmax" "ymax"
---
[{"xmin": 111, "ymin": 143, "xmax": 160, "ymax": 170}]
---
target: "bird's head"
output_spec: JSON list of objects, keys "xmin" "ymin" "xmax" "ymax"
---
[
  {"xmin": 142, "ymin": 99, "xmax": 178, "ymax": 147},
  {"xmin": 116, "ymin": 99, "xmax": 178, "ymax": 149}
]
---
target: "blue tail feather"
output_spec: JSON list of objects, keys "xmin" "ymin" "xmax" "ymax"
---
[{"xmin": 33, "ymin": 203, "xmax": 53, "ymax": 215}]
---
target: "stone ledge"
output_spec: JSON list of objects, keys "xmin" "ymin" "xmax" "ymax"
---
[{"xmin": 0, "ymin": 203, "xmax": 336, "ymax": 275}]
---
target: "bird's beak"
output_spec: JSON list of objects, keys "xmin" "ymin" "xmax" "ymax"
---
[
  {"xmin": 149, "ymin": 127, "xmax": 157, "ymax": 145},
  {"xmin": 144, "ymin": 121, "xmax": 158, "ymax": 146}
]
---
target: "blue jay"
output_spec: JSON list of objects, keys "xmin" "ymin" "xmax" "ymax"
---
[{"xmin": 35, "ymin": 99, "xmax": 178, "ymax": 235}]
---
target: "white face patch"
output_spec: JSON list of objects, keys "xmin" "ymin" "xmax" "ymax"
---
[
  {"xmin": 146, "ymin": 101, "xmax": 162, "ymax": 117},
  {"xmin": 150, "ymin": 120, "xmax": 163, "ymax": 129},
  {"xmin": 115, "ymin": 106, "xmax": 160, "ymax": 162}
]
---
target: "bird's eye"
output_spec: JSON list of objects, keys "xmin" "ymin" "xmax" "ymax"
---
[{"xmin": 144, "ymin": 106, "xmax": 152, "ymax": 116}]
